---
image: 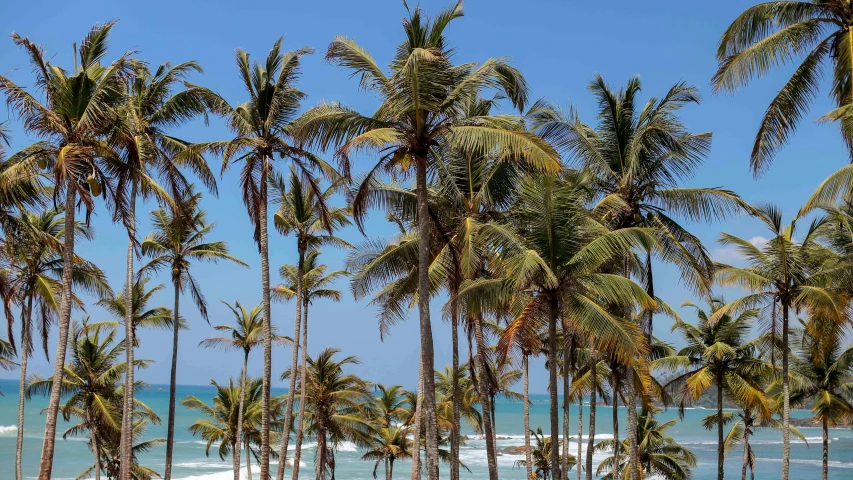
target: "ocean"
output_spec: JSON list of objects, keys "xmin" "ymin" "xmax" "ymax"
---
[{"xmin": 0, "ymin": 379, "xmax": 851, "ymax": 479}]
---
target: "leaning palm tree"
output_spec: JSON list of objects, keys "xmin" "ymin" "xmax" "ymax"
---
[
  {"xmin": 199, "ymin": 302, "xmax": 288, "ymax": 480},
  {"xmin": 595, "ymin": 407, "xmax": 696, "ymax": 480},
  {"xmin": 270, "ymin": 169, "xmax": 350, "ymax": 480},
  {"xmin": 713, "ymin": 0, "xmax": 853, "ymax": 173},
  {"xmin": 0, "ymin": 24, "xmax": 131, "ymax": 476},
  {"xmin": 0, "ymin": 206, "xmax": 110, "ymax": 480},
  {"xmin": 657, "ymin": 299, "xmax": 771, "ymax": 480},
  {"xmin": 791, "ymin": 320, "xmax": 853, "ymax": 480},
  {"xmin": 196, "ymin": 38, "xmax": 340, "ymax": 479},
  {"xmin": 295, "ymin": 3, "xmax": 560, "ymax": 476},
  {"xmin": 139, "ymin": 186, "xmax": 246, "ymax": 475},
  {"xmin": 113, "ymin": 59, "xmax": 217, "ymax": 478},
  {"xmin": 713, "ymin": 204, "xmax": 848, "ymax": 479}
]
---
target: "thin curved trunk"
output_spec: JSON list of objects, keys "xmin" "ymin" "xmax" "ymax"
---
[
  {"xmin": 276, "ymin": 245, "xmax": 304, "ymax": 480},
  {"xmin": 291, "ymin": 297, "xmax": 309, "ymax": 479},
  {"xmin": 450, "ymin": 281, "xmax": 460, "ymax": 480},
  {"xmin": 612, "ymin": 373, "xmax": 620, "ymax": 480},
  {"xmin": 718, "ymin": 373, "xmax": 724, "ymax": 480},
  {"xmin": 259, "ymin": 164, "xmax": 273, "ymax": 479},
  {"xmin": 523, "ymin": 354, "xmax": 533, "ymax": 480},
  {"xmin": 120, "ymin": 182, "xmax": 137, "ymax": 480},
  {"xmin": 576, "ymin": 394, "xmax": 582, "ymax": 480},
  {"xmin": 585, "ymin": 349, "xmax": 596, "ymax": 480},
  {"xmin": 473, "ymin": 312, "xmax": 498, "ymax": 480},
  {"xmin": 547, "ymin": 297, "xmax": 561, "ymax": 480},
  {"xmin": 741, "ymin": 425, "xmax": 749, "ymax": 480},
  {"xmin": 822, "ymin": 417, "xmax": 828, "ymax": 480},
  {"xmin": 38, "ymin": 186, "xmax": 77, "ymax": 479},
  {"xmin": 165, "ymin": 277, "xmax": 181, "ymax": 480},
  {"xmin": 246, "ymin": 437, "xmax": 253, "ymax": 480},
  {"xmin": 781, "ymin": 303, "xmax": 790, "ymax": 480},
  {"xmin": 410, "ymin": 357, "xmax": 423, "ymax": 480},
  {"xmin": 627, "ymin": 368, "xmax": 639, "ymax": 480},
  {"xmin": 235, "ymin": 351, "xmax": 249, "ymax": 480},
  {"xmin": 414, "ymin": 156, "xmax": 439, "ymax": 480},
  {"xmin": 15, "ymin": 293, "xmax": 33, "ymax": 480},
  {"xmin": 562, "ymin": 341, "xmax": 570, "ymax": 480}
]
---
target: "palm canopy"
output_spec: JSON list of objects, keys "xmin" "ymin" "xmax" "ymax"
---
[
  {"xmin": 139, "ymin": 186, "xmax": 247, "ymax": 320},
  {"xmin": 595, "ymin": 407, "xmax": 696, "ymax": 480},
  {"xmin": 294, "ymin": 0, "xmax": 561, "ymax": 228},
  {"xmin": 791, "ymin": 321, "xmax": 853, "ymax": 426},
  {"xmin": 713, "ymin": 1, "xmax": 853, "ymax": 172},
  {"xmin": 0, "ymin": 206, "xmax": 111, "ymax": 355},
  {"xmin": 272, "ymin": 168, "xmax": 352, "ymax": 251},
  {"xmin": 530, "ymin": 75, "xmax": 750, "ymax": 295},
  {"xmin": 0, "ymin": 22, "xmax": 132, "ymax": 215},
  {"xmin": 272, "ymin": 250, "xmax": 348, "ymax": 305},
  {"xmin": 199, "ymin": 300, "xmax": 290, "ymax": 353},
  {"xmin": 94, "ymin": 276, "xmax": 179, "ymax": 343}
]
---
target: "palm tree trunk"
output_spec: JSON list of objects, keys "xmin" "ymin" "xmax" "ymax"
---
[
  {"xmin": 235, "ymin": 351, "xmax": 249, "ymax": 480},
  {"xmin": 276, "ymin": 245, "xmax": 304, "ymax": 480},
  {"xmin": 291, "ymin": 297, "xmax": 309, "ymax": 480},
  {"xmin": 120, "ymin": 181, "xmax": 137, "ymax": 480},
  {"xmin": 89, "ymin": 416, "xmax": 101, "ymax": 480},
  {"xmin": 246, "ymin": 437, "xmax": 253, "ymax": 480},
  {"xmin": 585, "ymin": 349, "xmax": 596, "ymax": 480},
  {"xmin": 718, "ymin": 374, "xmax": 725, "ymax": 480},
  {"xmin": 490, "ymin": 394, "xmax": 497, "ymax": 445},
  {"xmin": 741, "ymin": 426, "xmax": 749, "ymax": 480},
  {"xmin": 473, "ymin": 312, "xmax": 499, "ymax": 480},
  {"xmin": 317, "ymin": 428, "xmax": 327, "ymax": 480},
  {"xmin": 822, "ymin": 417, "xmax": 828, "ymax": 480},
  {"xmin": 165, "ymin": 276, "xmax": 181, "ymax": 480},
  {"xmin": 547, "ymin": 297, "xmax": 561, "ymax": 480},
  {"xmin": 612, "ymin": 373, "xmax": 620, "ymax": 480},
  {"xmin": 524, "ymin": 354, "xmax": 533, "ymax": 480},
  {"xmin": 15, "ymin": 293, "xmax": 33, "ymax": 480},
  {"xmin": 410, "ymin": 357, "xmax": 423, "ymax": 480},
  {"xmin": 38, "ymin": 186, "xmax": 77, "ymax": 479},
  {"xmin": 450, "ymin": 281, "xmax": 460, "ymax": 480},
  {"xmin": 414, "ymin": 156, "xmax": 439, "ymax": 480},
  {"xmin": 259, "ymin": 162, "xmax": 273, "ymax": 479},
  {"xmin": 627, "ymin": 368, "xmax": 639, "ymax": 480},
  {"xmin": 386, "ymin": 458, "xmax": 391, "ymax": 480},
  {"xmin": 781, "ymin": 303, "xmax": 790, "ymax": 480},
  {"xmin": 576, "ymin": 394, "xmax": 582, "ymax": 480},
  {"xmin": 562, "ymin": 340, "xmax": 570, "ymax": 480}
]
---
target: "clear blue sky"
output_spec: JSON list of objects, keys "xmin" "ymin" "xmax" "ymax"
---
[{"xmin": 0, "ymin": 0, "xmax": 847, "ymax": 393}]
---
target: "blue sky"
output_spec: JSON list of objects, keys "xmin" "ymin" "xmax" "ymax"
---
[{"xmin": 0, "ymin": 0, "xmax": 848, "ymax": 393}]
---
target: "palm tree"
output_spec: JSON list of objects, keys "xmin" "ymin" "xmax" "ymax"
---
[
  {"xmin": 513, "ymin": 427, "xmax": 569, "ymax": 480},
  {"xmin": 0, "ymin": 24, "xmax": 131, "ymax": 476},
  {"xmin": 0, "ymin": 206, "xmax": 109, "ymax": 480},
  {"xmin": 364, "ymin": 388, "xmax": 413, "ymax": 480},
  {"xmin": 465, "ymin": 171, "xmax": 654, "ymax": 479},
  {"xmin": 792, "ymin": 320, "xmax": 853, "ymax": 480},
  {"xmin": 139, "ymin": 186, "xmax": 246, "ymax": 476},
  {"xmin": 713, "ymin": 205, "xmax": 847, "ymax": 479},
  {"xmin": 199, "ymin": 302, "xmax": 288, "ymax": 479},
  {"xmin": 285, "ymin": 347, "xmax": 374, "ymax": 479},
  {"xmin": 25, "ymin": 319, "xmax": 160, "ymax": 480},
  {"xmin": 595, "ymin": 407, "xmax": 696, "ymax": 480},
  {"xmin": 113, "ymin": 59, "xmax": 217, "ymax": 478},
  {"xmin": 713, "ymin": 0, "xmax": 853, "ymax": 173},
  {"xmin": 196, "ymin": 38, "xmax": 339, "ymax": 479},
  {"xmin": 435, "ymin": 365, "xmax": 484, "ymax": 436},
  {"xmin": 657, "ymin": 299, "xmax": 771, "ymax": 480},
  {"xmin": 270, "ymin": 169, "xmax": 350, "ymax": 480},
  {"xmin": 295, "ymin": 3, "xmax": 560, "ymax": 476},
  {"xmin": 95, "ymin": 276, "xmax": 178, "ymax": 343}
]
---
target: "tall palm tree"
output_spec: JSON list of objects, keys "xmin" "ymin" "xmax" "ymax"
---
[
  {"xmin": 465, "ymin": 171, "xmax": 654, "ymax": 479},
  {"xmin": 270, "ymin": 169, "xmax": 350, "ymax": 480},
  {"xmin": 792, "ymin": 320, "xmax": 853, "ymax": 480},
  {"xmin": 657, "ymin": 299, "xmax": 771, "ymax": 480},
  {"xmin": 295, "ymin": 3, "xmax": 560, "ymax": 476},
  {"xmin": 713, "ymin": 205, "xmax": 848, "ymax": 479},
  {"xmin": 594, "ymin": 407, "xmax": 697, "ymax": 480},
  {"xmin": 0, "ymin": 24, "xmax": 131, "ymax": 476},
  {"xmin": 713, "ymin": 0, "xmax": 853, "ymax": 173},
  {"xmin": 139, "ymin": 186, "xmax": 246, "ymax": 476},
  {"xmin": 199, "ymin": 302, "xmax": 288, "ymax": 479},
  {"xmin": 113, "ymin": 59, "xmax": 217, "ymax": 478},
  {"xmin": 196, "ymin": 38, "xmax": 339, "ymax": 478},
  {"xmin": 285, "ymin": 347, "xmax": 373, "ymax": 479},
  {"xmin": 0, "ymin": 206, "xmax": 110, "ymax": 480}
]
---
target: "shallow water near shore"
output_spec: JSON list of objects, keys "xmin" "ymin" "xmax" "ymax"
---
[{"xmin": 1, "ymin": 379, "xmax": 851, "ymax": 479}]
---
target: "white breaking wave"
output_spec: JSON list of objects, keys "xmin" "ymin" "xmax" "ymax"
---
[
  {"xmin": 757, "ymin": 458, "xmax": 853, "ymax": 469},
  {"xmin": 336, "ymin": 440, "xmax": 358, "ymax": 452},
  {"xmin": 0, "ymin": 425, "xmax": 18, "ymax": 436}
]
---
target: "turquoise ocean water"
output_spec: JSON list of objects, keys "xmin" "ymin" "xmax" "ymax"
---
[{"xmin": 1, "ymin": 379, "xmax": 851, "ymax": 479}]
